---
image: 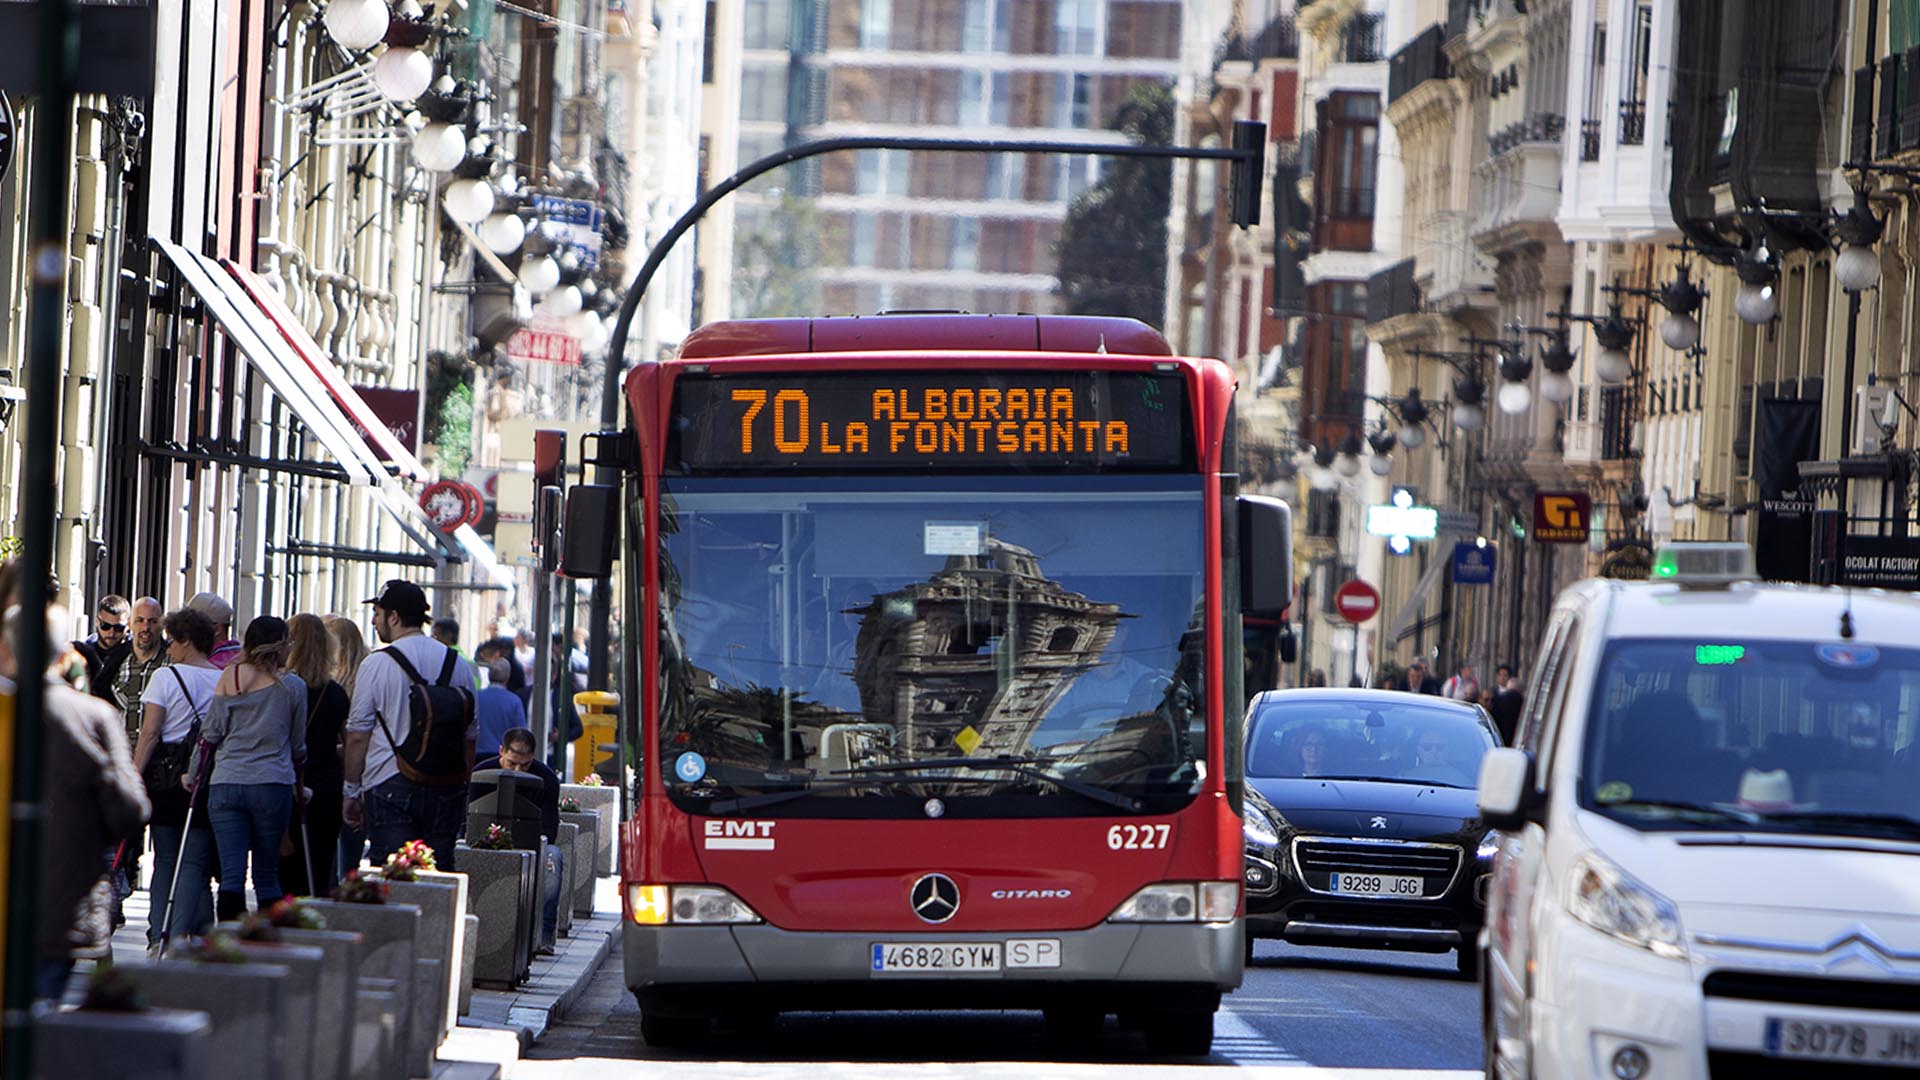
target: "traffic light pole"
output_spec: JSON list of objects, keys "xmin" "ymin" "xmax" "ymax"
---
[
  {"xmin": 585, "ymin": 124, "xmax": 1269, "ymax": 691},
  {"xmin": 5, "ymin": 2, "xmax": 76, "ymax": 1074}
]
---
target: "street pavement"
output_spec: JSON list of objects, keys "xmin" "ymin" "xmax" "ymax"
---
[{"xmin": 515, "ymin": 938, "xmax": 1483, "ymax": 1077}]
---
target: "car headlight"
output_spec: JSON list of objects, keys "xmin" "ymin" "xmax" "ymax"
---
[
  {"xmin": 1566, "ymin": 852, "xmax": 1684, "ymax": 959},
  {"xmin": 1477, "ymin": 830, "xmax": 1499, "ymax": 860},
  {"xmin": 1244, "ymin": 809, "xmax": 1280, "ymax": 848}
]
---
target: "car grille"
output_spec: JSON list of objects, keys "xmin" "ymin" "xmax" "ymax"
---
[
  {"xmin": 1704, "ymin": 971, "xmax": 1920, "ymax": 1014},
  {"xmin": 1292, "ymin": 838, "xmax": 1461, "ymax": 899}
]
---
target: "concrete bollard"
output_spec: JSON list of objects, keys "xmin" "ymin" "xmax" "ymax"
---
[
  {"xmin": 233, "ymin": 941, "xmax": 327, "ymax": 1080},
  {"xmin": 117, "ymin": 960, "xmax": 293, "ymax": 1080},
  {"xmin": 350, "ymin": 979, "xmax": 402, "ymax": 1080},
  {"xmin": 275, "ymin": 927, "xmax": 363, "ymax": 1080},
  {"xmin": 556, "ymin": 821, "xmax": 579, "ymax": 938},
  {"xmin": 456, "ymin": 845, "xmax": 536, "ymax": 987},
  {"xmin": 33, "ymin": 1007, "xmax": 211, "ymax": 1080},
  {"xmin": 559, "ymin": 784, "xmax": 616, "ymax": 877},
  {"xmin": 459, "ymin": 913, "xmax": 479, "ymax": 1016},
  {"xmin": 303, "ymin": 900, "xmax": 421, "ymax": 1077},
  {"xmin": 560, "ymin": 811, "xmax": 599, "ymax": 916},
  {"xmin": 384, "ymin": 876, "xmax": 463, "ymax": 1039}
]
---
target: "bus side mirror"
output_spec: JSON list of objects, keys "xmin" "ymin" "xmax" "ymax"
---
[
  {"xmin": 1477, "ymin": 747, "xmax": 1540, "ymax": 831},
  {"xmin": 1238, "ymin": 494, "xmax": 1293, "ymax": 614},
  {"xmin": 560, "ymin": 484, "xmax": 619, "ymax": 579}
]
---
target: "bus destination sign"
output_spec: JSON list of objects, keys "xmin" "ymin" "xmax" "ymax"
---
[{"xmin": 670, "ymin": 371, "xmax": 1192, "ymax": 471}]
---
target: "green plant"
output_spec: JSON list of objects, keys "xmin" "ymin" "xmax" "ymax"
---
[
  {"xmin": 331, "ymin": 870, "xmax": 389, "ymax": 904},
  {"xmin": 192, "ymin": 930, "xmax": 250, "ymax": 964},
  {"xmin": 423, "ymin": 350, "xmax": 475, "ymax": 477},
  {"xmin": 471, "ymin": 822, "xmax": 514, "ymax": 851},
  {"xmin": 80, "ymin": 961, "xmax": 144, "ymax": 1012},
  {"xmin": 267, "ymin": 897, "xmax": 326, "ymax": 930},
  {"xmin": 559, "ymin": 797, "xmax": 582, "ymax": 814},
  {"xmin": 578, "ymin": 773, "xmax": 605, "ymax": 787}
]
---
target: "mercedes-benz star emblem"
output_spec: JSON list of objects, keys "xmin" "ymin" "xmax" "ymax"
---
[
  {"xmin": 910, "ymin": 873, "xmax": 960, "ymax": 924},
  {"xmin": 924, "ymin": 798, "xmax": 946, "ymax": 819}
]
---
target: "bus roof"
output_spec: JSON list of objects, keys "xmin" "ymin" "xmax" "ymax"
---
[{"xmin": 677, "ymin": 314, "xmax": 1174, "ymax": 360}]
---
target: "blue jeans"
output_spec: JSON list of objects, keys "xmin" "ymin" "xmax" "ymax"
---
[
  {"xmin": 543, "ymin": 842, "xmax": 564, "ymax": 941},
  {"xmin": 338, "ymin": 822, "xmax": 369, "ymax": 879},
  {"xmin": 148, "ymin": 822, "xmax": 214, "ymax": 945},
  {"xmin": 363, "ymin": 775, "xmax": 467, "ymax": 872},
  {"xmin": 209, "ymin": 782, "xmax": 294, "ymax": 912}
]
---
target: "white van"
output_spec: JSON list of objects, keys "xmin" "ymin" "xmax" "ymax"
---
[{"xmin": 1477, "ymin": 542, "xmax": 1920, "ymax": 1080}]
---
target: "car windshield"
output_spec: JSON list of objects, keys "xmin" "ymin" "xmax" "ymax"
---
[
  {"xmin": 1580, "ymin": 639, "xmax": 1920, "ymax": 838},
  {"xmin": 655, "ymin": 475, "xmax": 1208, "ymax": 816},
  {"xmin": 1245, "ymin": 697, "xmax": 1495, "ymax": 788}
]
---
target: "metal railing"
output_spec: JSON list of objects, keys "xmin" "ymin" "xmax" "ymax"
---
[
  {"xmin": 1618, "ymin": 99, "xmax": 1646, "ymax": 145},
  {"xmin": 1220, "ymin": 13, "xmax": 1298, "ymax": 63},
  {"xmin": 1580, "ymin": 118, "xmax": 1602, "ymax": 161},
  {"xmin": 1388, "ymin": 24, "xmax": 1451, "ymax": 105}
]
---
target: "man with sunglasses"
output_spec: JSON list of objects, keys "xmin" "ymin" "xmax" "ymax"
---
[{"xmin": 72, "ymin": 594, "xmax": 133, "ymax": 703}]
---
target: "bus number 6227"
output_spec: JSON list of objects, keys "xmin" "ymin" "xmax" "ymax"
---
[{"xmin": 1108, "ymin": 824, "xmax": 1171, "ymax": 850}]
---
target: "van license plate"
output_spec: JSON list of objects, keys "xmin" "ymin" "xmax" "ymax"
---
[
  {"xmin": 872, "ymin": 943, "xmax": 1002, "ymax": 973},
  {"xmin": 1329, "ymin": 873, "xmax": 1425, "ymax": 897},
  {"xmin": 1766, "ymin": 1019, "xmax": 1920, "ymax": 1065}
]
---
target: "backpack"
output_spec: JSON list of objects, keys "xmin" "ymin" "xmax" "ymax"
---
[{"xmin": 372, "ymin": 645, "xmax": 476, "ymax": 787}]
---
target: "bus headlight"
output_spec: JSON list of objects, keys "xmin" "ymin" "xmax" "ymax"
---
[
  {"xmin": 1108, "ymin": 882, "xmax": 1239, "ymax": 924},
  {"xmin": 628, "ymin": 884, "xmax": 763, "ymax": 925}
]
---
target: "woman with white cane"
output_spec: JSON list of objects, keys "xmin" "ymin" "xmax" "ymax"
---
[{"xmin": 131, "ymin": 607, "xmax": 223, "ymax": 954}]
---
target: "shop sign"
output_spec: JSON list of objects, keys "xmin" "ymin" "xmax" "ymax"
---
[
  {"xmin": 349, "ymin": 386, "xmax": 421, "ymax": 460},
  {"xmin": 1451, "ymin": 542, "xmax": 1496, "ymax": 585},
  {"xmin": 506, "ymin": 318, "xmax": 582, "ymax": 366},
  {"xmin": 530, "ymin": 194, "xmax": 606, "ymax": 270},
  {"xmin": 1839, "ymin": 534, "xmax": 1920, "ymax": 591},
  {"xmin": 1532, "ymin": 490, "xmax": 1591, "ymax": 544}
]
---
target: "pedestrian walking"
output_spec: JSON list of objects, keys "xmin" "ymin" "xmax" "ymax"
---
[
  {"xmin": 282, "ymin": 612, "xmax": 349, "ymax": 897},
  {"xmin": 1491, "ymin": 670, "xmax": 1526, "ymax": 745},
  {"xmin": 1442, "ymin": 662, "xmax": 1480, "ymax": 702},
  {"xmin": 325, "ymin": 613, "xmax": 373, "ymax": 875},
  {"xmin": 132, "ymin": 607, "xmax": 223, "ymax": 948},
  {"xmin": 0, "ymin": 581, "xmax": 150, "ymax": 1003},
  {"xmin": 71, "ymin": 594, "xmax": 132, "ymax": 703},
  {"xmin": 186, "ymin": 591, "xmax": 242, "ymax": 669},
  {"xmin": 1404, "ymin": 659, "xmax": 1442, "ymax": 695},
  {"xmin": 342, "ymin": 580, "xmax": 477, "ymax": 870},
  {"xmin": 103, "ymin": 595, "xmax": 167, "ymax": 925},
  {"xmin": 202, "ymin": 616, "xmax": 307, "ymax": 920},
  {"xmin": 473, "ymin": 654, "xmax": 529, "ymax": 759}
]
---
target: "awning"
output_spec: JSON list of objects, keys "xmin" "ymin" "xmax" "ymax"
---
[
  {"xmin": 1387, "ymin": 554, "xmax": 1451, "ymax": 643},
  {"xmin": 152, "ymin": 238, "xmax": 515, "ymax": 592}
]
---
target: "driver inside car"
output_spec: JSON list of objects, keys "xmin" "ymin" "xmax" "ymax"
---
[{"xmin": 1403, "ymin": 726, "xmax": 1473, "ymax": 787}]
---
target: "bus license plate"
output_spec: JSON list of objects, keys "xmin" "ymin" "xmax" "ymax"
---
[
  {"xmin": 872, "ymin": 943, "xmax": 1002, "ymax": 973},
  {"xmin": 1766, "ymin": 1018, "xmax": 1920, "ymax": 1066},
  {"xmin": 1329, "ymin": 873, "xmax": 1424, "ymax": 897}
]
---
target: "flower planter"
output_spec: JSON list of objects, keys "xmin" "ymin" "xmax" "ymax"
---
[
  {"xmin": 556, "ymin": 821, "xmax": 579, "ymax": 938},
  {"xmin": 32, "ymin": 1007, "xmax": 211, "ymax": 1080},
  {"xmin": 455, "ymin": 844, "xmax": 536, "ymax": 987},
  {"xmin": 559, "ymin": 784, "xmax": 617, "ymax": 876},
  {"xmin": 275, "ymin": 928, "xmax": 363, "ymax": 1080},
  {"xmin": 459, "ymin": 914, "xmax": 479, "ymax": 1016},
  {"xmin": 559, "ymin": 811, "xmax": 598, "ymax": 916},
  {"xmin": 233, "ymin": 941, "xmax": 327, "ymax": 1080},
  {"xmin": 538, "ymin": 842, "xmax": 561, "ymax": 952},
  {"xmin": 303, "ymin": 900, "xmax": 421, "ymax": 1077},
  {"xmin": 350, "ymin": 979, "xmax": 402, "ymax": 1080},
  {"xmin": 384, "ymin": 876, "xmax": 464, "ymax": 1040},
  {"xmin": 119, "ymin": 960, "xmax": 293, "ymax": 1080}
]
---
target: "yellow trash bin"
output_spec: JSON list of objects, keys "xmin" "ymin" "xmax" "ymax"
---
[{"xmin": 572, "ymin": 690, "xmax": 620, "ymax": 784}]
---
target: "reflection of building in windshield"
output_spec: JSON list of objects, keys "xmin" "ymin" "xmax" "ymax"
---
[{"xmin": 851, "ymin": 538, "xmax": 1124, "ymax": 758}]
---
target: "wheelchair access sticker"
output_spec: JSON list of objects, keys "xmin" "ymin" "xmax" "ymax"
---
[{"xmin": 674, "ymin": 752, "xmax": 707, "ymax": 782}]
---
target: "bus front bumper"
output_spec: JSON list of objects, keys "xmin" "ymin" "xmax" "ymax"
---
[{"xmin": 623, "ymin": 920, "xmax": 1243, "ymax": 1014}]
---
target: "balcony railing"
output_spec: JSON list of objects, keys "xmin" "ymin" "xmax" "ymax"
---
[
  {"xmin": 1618, "ymin": 99, "xmax": 1646, "ymax": 145},
  {"xmin": 1599, "ymin": 386, "xmax": 1634, "ymax": 461},
  {"xmin": 1580, "ymin": 118, "xmax": 1602, "ymax": 161},
  {"xmin": 1220, "ymin": 13, "xmax": 1298, "ymax": 63},
  {"xmin": 1365, "ymin": 259, "xmax": 1420, "ymax": 325},
  {"xmin": 1388, "ymin": 24, "xmax": 1451, "ymax": 105},
  {"xmin": 1489, "ymin": 113, "xmax": 1564, "ymax": 156},
  {"xmin": 1342, "ymin": 13, "xmax": 1384, "ymax": 63}
]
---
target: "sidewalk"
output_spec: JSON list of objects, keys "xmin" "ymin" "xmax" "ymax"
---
[{"xmin": 96, "ymin": 871, "xmax": 623, "ymax": 1077}]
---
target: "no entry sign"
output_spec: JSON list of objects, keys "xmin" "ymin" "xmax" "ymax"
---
[{"xmin": 1333, "ymin": 579, "xmax": 1381, "ymax": 624}]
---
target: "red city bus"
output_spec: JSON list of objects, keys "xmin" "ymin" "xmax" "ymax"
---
[{"xmin": 564, "ymin": 313, "xmax": 1292, "ymax": 1054}]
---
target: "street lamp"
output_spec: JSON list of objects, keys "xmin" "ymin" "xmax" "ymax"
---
[
  {"xmin": 1308, "ymin": 443, "xmax": 1338, "ymax": 492},
  {"xmin": 1537, "ymin": 328, "xmax": 1576, "ymax": 403},
  {"xmin": 323, "ymin": 0, "xmax": 391, "ymax": 51},
  {"xmin": 1333, "ymin": 431, "xmax": 1364, "ymax": 478},
  {"xmin": 1451, "ymin": 375, "xmax": 1486, "ymax": 431},
  {"xmin": 1834, "ymin": 187, "xmax": 1885, "ymax": 294},
  {"xmin": 1733, "ymin": 240, "xmax": 1779, "ymax": 326},
  {"xmin": 1495, "ymin": 346, "xmax": 1533, "ymax": 415},
  {"xmin": 1367, "ymin": 429, "xmax": 1397, "ymax": 476}
]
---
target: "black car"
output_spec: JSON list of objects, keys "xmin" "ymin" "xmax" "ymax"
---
[{"xmin": 1240, "ymin": 689, "xmax": 1498, "ymax": 978}]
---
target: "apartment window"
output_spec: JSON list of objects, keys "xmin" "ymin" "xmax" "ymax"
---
[
  {"xmin": 1619, "ymin": 3, "xmax": 1651, "ymax": 145},
  {"xmin": 742, "ymin": 0, "xmax": 784, "ymax": 49},
  {"xmin": 1070, "ymin": 73, "xmax": 1092, "ymax": 127},
  {"xmin": 993, "ymin": 0, "xmax": 1012, "ymax": 51},
  {"xmin": 962, "ymin": 0, "xmax": 990, "ymax": 51},
  {"xmin": 856, "ymin": 149, "xmax": 911, "ymax": 195},
  {"xmin": 702, "ymin": 0, "xmax": 718, "ymax": 82},
  {"xmin": 741, "ymin": 66, "xmax": 789, "ymax": 123},
  {"xmin": 989, "ymin": 72, "xmax": 1010, "ymax": 125},
  {"xmin": 1327, "ymin": 93, "xmax": 1378, "ymax": 218},
  {"xmin": 985, "ymin": 153, "xmax": 1025, "ymax": 199},
  {"xmin": 953, "ymin": 218, "xmax": 980, "ymax": 271},
  {"xmin": 959, "ymin": 70, "xmax": 988, "ymax": 126},
  {"xmin": 1579, "ymin": 23, "xmax": 1606, "ymax": 160},
  {"xmin": 1054, "ymin": 0, "xmax": 1098, "ymax": 55},
  {"xmin": 861, "ymin": 0, "xmax": 891, "ymax": 48},
  {"xmin": 1061, "ymin": 155, "xmax": 1096, "ymax": 200},
  {"xmin": 850, "ymin": 212, "xmax": 879, "ymax": 267}
]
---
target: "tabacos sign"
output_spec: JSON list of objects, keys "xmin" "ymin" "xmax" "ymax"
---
[{"xmin": 1532, "ymin": 491, "xmax": 1591, "ymax": 544}]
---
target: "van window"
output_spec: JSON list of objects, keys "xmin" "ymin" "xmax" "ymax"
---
[
  {"xmin": 1517, "ymin": 614, "xmax": 1578, "ymax": 772},
  {"xmin": 1579, "ymin": 638, "xmax": 1920, "ymax": 838}
]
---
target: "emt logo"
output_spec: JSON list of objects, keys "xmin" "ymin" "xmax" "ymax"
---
[{"xmin": 703, "ymin": 820, "xmax": 776, "ymax": 851}]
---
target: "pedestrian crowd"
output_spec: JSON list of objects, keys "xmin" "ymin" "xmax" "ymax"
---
[{"xmin": 9, "ymin": 570, "xmax": 592, "ymax": 1006}]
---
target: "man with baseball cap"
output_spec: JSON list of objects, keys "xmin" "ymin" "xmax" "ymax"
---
[
  {"xmin": 341, "ymin": 579, "xmax": 476, "ymax": 871},
  {"xmin": 185, "ymin": 591, "xmax": 241, "ymax": 670}
]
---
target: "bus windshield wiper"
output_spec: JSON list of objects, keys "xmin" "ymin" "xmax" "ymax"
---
[
  {"xmin": 706, "ymin": 773, "xmax": 995, "ymax": 814},
  {"xmin": 1753, "ymin": 810, "xmax": 1920, "ymax": 841},
  {"xmin": 837, "ymin": 756, "xmax": 1144, "ymax": 812}
]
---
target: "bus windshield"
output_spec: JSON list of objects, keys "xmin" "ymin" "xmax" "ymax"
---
[
  {"xmin": 655, "ymin": 474, "xmax": 1208, "ymax": 816},
  {"xmin": 1580, "ymin": 638, "xmax": 1920, "ymax": 838}
]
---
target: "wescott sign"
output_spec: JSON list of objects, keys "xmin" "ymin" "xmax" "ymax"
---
[
  {"xmin": 669, "ymin": 370, "xmax": 1193, "ymax": 472},
  {"xmin": 1839, "ymin": 534, "xmax": 1920, "ymax": 591}
]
